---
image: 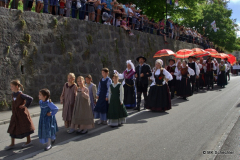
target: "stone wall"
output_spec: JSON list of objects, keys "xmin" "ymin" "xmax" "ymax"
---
[{"xmin": 0, "ymin": 8, "xmax": 201, "ymax": 110}]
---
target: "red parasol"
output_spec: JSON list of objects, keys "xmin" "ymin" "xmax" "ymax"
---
[
  {"xmin": 204, "ymin": 48, "xmax": 218, "ymax": 54},
  {"xmin": 227, "ymin": 54, "xmax": 237, "ymax": 65},
  {"xmin": 153, "ymin": 49, "xmax": 175, "ymax": 58},
  {"xmin": 174, "ymin": 49, "xmax": 194, "ymax": 59},
  {"xmin": 211, "ymin": 53, "xmax": 229, "ymax": 59},
  {"xmin": 195, "ymin": 52, "xmax": 210, "ymax": 58}
]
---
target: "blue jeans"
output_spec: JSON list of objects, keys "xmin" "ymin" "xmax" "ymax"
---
[
  {"xmin": 72, "ymin": 4, "xmax": 77, "ymax": 18},
  {"xmin": 43, "ymin": 0, "xmax": 48, "ymax": 13},
  {"xmin": 79, "ymin": 2, "xmax": 86, "ymax": 20}
]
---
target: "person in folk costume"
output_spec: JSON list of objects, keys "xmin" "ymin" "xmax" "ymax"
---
[
  {"xmin": 85, "ymin": 75, "xmax": 97, "ymax": 114},
  {"xmin": 217, "ymin": 60, "xmax": 228, "ymax": 88},
  {"xmin": 38, "ymin": 89, "xmax": 58, "ymax": 151},
  {"xmin": 213, "ymin": 59, "xmax": 219, "ymax": 84},
  {"xmin": 176, "ymin": 60, "xmax": 195, "ymax": 100},
  {"xmin": 199, "ymin": 58, "xmax": 207, "ymax": 89},
  {"xmin": 166, "ymin": 59, "xmax": 176, "ymax": 99},
  {"xmin": 203, "ymin": 57, "xmax": 216, "ymax": 90},
  {"xmin": 224, "ymin": 58, "xmax": 231, "ymax": 81},
  {"xmin": 107, "ymin": 74, "xmax": 128, "ymax": 127},
  {"xmin": 174, "ymin": 60, "xmax": 182, "ymax": 94},
  {"xmin": 114, "ymin": 60, "xmax": 136, "ymax": 108},
  {"xmin": 134, "ymin": 56, "xmax": 152, "ymax": 111},
  {"xmin": 188, "ymin": 56, "xmax": 200, "ymax": 94},
  {"xmin": 147, "ymin": 59, "xmax": 173, "ymax": 112},
  {"xmin": 5, "ymin": 80, "xmax": 35, "ymax": 150},
  {"xmin": 60, "ymin": 73, "xmax": 77, "ymax": 130},
  {"xmin": 193, "ymin": 57, "xmax": 201, "ymax": 91},
  {"xmin": 94, "ymin": 68, "xmax": 112, "ymax": 125}
]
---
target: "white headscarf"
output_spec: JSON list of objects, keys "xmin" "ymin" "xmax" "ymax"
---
[
  {"xmin": 155, "ymin": 59, "xmax": 163, "ymax": 66},
  {"xmin": 126, "ymin": 60, "xmax": 135, "ymax": 71}
]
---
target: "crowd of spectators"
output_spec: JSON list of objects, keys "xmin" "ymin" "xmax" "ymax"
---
[{"xmin": 0, "ymin": 0, "xmax": 214, "ymax": 47}]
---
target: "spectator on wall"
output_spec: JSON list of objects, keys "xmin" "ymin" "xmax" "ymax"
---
[
  {"xmin": 79, "ymin": 0, "xmax": 87, "ymax": 20},
  {"xmin": 102, "ymin": 3, "xmax": 112, "ymax": 25}
]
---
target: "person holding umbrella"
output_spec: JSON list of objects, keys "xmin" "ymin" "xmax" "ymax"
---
[{"xmin": 134, "ymin": 56, "xmax": 152, "ymax": 111}]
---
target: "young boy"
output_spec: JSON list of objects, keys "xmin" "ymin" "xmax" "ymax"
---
[{"xmin": 94, "ymin": 68, "xmax": 112, "ymax": 125}]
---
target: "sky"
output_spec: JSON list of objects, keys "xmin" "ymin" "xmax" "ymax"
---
[{"xmin": 228, "ymin": 0, "xmax": 240, "ymax": 37}]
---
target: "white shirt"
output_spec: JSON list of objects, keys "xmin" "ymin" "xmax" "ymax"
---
[
  {"xmin": 150, "ymin": 68, "xmax": 173, "ymax": 86},
  {"xmin": 188, "ymin": 61, "xmax": 200, "ymax": 76},
  {"xmin": 175, "ymin": 66, "xmax": 195, "ymax": 80},
  {"xmin": 128, "ymin": 8, "xmax": 133, "ymax": 18},
  {"xmin": 174, "ymin": 67, "xmax": 182, "ymax": 80}
]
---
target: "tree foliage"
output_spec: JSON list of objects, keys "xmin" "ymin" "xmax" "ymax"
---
[{"xmin": 118, "ymin": 0, "xmax": 239, "ymax": 52}]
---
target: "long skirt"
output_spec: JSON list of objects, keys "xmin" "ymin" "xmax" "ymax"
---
[
  {"xmin": 177, "ymin": 77, "xmax": 192, "ymax": 97},
  {"xmin": 123, "ymin": 79, "xmax": 136, "ymax": 108},
  {"xmin": 175, "ymin": 80, "xmax": 181, "ymax": 94},
  {"xmin": 217, "ymin": 72, "xmax": 227, "ymax": 87},
  {"xmin": 147, "ymin": 84, "xmax": 171, "ymax": 112}
]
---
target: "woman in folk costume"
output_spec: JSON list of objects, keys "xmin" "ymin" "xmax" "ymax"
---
[
  {"xmin": 166, "ymin": 59, "xmax": 176, "ymax": 99},
  {"xmin": 147, "ymin": 59, "xmax": 173, "ymax": 112},
  {"xmin": 174, "ymin": 60, "xmax": 182, "ymax": 95},
  {"xmin": 176, "ymin": 60, "xmax": 195, "ymax": 100},
  {"xmin": 114, "ymin": 60, "xmax": 136, "ymax": 108},
  {"xmin": 217, "ymin": 60, "xmax": 228, "ymax": 88},
  {"xmin": 107, "ymin": 74, "xmax": 128, "ymax": 127}
]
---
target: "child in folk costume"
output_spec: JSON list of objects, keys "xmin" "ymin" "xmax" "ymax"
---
[
  {"xmin": 114, "ymin": 60, "xmax": 136, "ymax": 108},
  {"xmin": 60, "ymin": 73, "xmax": 77, "ymax": 131},
  {"xmin": 176, "ymin": 60, "xmax": 195, "ymax": 100},
  {"xmin": 69, "ymin": 76, "xmax": 95, "ymax": 134},
  {"xmin": 94, "ymin": 68, "xmax": 112, "ymax": 125},
  {"xmin": 217, "ymin": 60, "xmax": 228, "ymax": 88},
  {"xmin": 108, "ymin": 74, "xmax": 128, "ymax": 127},
  {"xmin": 147, "ymin": 59, "xmax": 173, "ymax": 112},
  {"xmin": 85, "ymin": 75, "xmax": 97, "ymax": 113},
  {"xmin": 5, "ymin": 80, "xmax": 35, "ymax": 150},
  {"xmin": 38, "ymin": 89, "xmax": 58, "ymax": 151}
]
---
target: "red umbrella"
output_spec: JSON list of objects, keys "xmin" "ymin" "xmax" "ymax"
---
[
  {"xmin": 174, "ymin": 49, "xmax": 194, "ymax": 59},
  {"xmin": 227, "ymin": 54, "xmax": 237, "ymax": 65},
  {"xmin": 205, "ymin": 48, "xmax": 218, "ymax": 54},
  {"xmin": 195, "ymin": 52, "xmax": 210, "ymax": 58},
  {"xmin": 211, "ymin": 53, "xmax": 229, "ymax": 59},
  {"xmin": 153, "ymin": 49, "xmax": 175, "ymax": 58}
]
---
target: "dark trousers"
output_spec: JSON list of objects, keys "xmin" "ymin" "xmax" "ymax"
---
[
  {"xmin": 206, "ymin": 71, "xmax": 213, "ymax": 89},
  {"xmin": 136, "ymin": 82, "xmax": 148, "ymax": 108},
  {"xmin": 190, "ymin": 75, "xmax": 196, "ymax": 95},
  {"xmin": 226, "ymin": 70, "xmax": 230, "ymax": 80}
]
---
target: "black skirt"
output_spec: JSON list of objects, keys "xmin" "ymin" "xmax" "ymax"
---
[
  {"xmin": 147, "ymin": 84, "xmax": 171, "ymax": 112},
  {"xmin": 177, "ymin": 77, "xmax": 192, "ymax": 97},
  {"xmin": 175, "ymin": 80, "xmax": 181, "ymax": 94},
  {"xmin": 123, "ymin": 79, "xmax": 136, "ymax": 108}
]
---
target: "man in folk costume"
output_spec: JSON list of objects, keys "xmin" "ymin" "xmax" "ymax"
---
[
  {"xmin": 224, "ymin": 58, "xmax": 231, "ymax": 81},
  {"xmin": 187, "ymin": 56, "xmax": 199, "ymax": 94},
  {"xmin": 204, "ymin": 56, "xmax": 216, "ymax": 90},
  {"xmin": 213, "ymin": 58, "xmax": 219, "ymax": 83},
  {"xmin": 193, "ymin": 57, "xmax": 201, "ymax": 91},
  {"xmin": 166, "ymin": 59, "xmax": 176, "ymax": 99},
  {"xmin": 134, "ymin": 56, "xmax": 152, "ymax": 111},
  {"xmin": 198, "ymin": 58, "xmax": 206, "ymax": 89}
]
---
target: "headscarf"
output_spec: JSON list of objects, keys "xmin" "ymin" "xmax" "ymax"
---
[
  {"xmin": 126, "ymin": 60, "xmax": 135, "ymax": 71},
  {"xmin": 155, "ymin": 59, "xmax": 163, "ymax": 66}
]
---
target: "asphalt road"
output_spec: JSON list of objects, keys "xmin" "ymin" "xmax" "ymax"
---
[{"xmin": 0, "ymin": 76, "xmax": 240, "ymax": 160}]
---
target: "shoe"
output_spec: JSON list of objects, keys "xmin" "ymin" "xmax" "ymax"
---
[
  {"xmin": 102, "ymin": 121, "xmax": 107, "ymax": 125},
  {"xmin": 51, "ymin": 140, "xmax": 56, "ymax": 145},
  {"xmin": 22, "ymin": 141, "xmax": 33, "ymax": 148},
  {"xmin": 133, "ymin": 106, "xmax": 140, "ymax": 111},
  {"xmin": 67, "ymin": 128, "xmax": 75, "ymax": 134},
  {"xmin": 4, "ymin": 145, "xmax": 15, "ymax": 150},
  {"xmin": 79, "ymin": 130, "xmax": 88, "ymax": 134},
  {"xmin": 104, "ymin": 22, "xmax": 108, "ymax": 25},
  {"xmin": 97, "ymin": 120, "xmax": 102, "ymax": 125},
  {"xmin": 183, "ymin": 97, "xmax": 188, "ymax": 101},
  {"xmin": 108, "ymin": 22, "xmax": 111, "ymax": 25},
  {"xmin": 44, "ymin": 145, "xmax": 52, "ymax": 151}
]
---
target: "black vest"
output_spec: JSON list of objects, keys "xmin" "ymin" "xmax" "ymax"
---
[{"xmin": 188, "ymin": 62, "xmax": 196, "ymax": 73}]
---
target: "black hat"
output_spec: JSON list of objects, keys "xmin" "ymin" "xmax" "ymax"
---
[
  {"xmin": 193, "ymin": 56, "xmax": 197, "ymax": 59},
  {"xmin": 136, "ymin": 56, "xmax": 147, "ymax": 62},
  {"xmin": 188, "ymin": 56, "xmax": 194, "ymax": 59},
  {"xmin": 168, "ymin": 59, "xmax": 175, "ymax": 63}
]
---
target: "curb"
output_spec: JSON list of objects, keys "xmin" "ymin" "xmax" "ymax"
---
[{"xmin": 0, "ymin": 108, "xmax": 63, "ymax": 126}]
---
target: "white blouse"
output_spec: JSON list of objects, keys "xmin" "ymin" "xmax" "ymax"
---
[
  {"xmin": 174, "ymin": 67, "xmax": 182, "ymax": 80},
  {"xmin": 114, "ymin": 69, "xmax": 135, "ymax": 86},
  {"xmin": 175, "ymin": 66, "xmax": 195, "ymax": 80},
  {"xmin": 108, "ymin": 83, "xmax": 124, "ymax": 104},
  {"xmin": 150, "ymin": 68, "xmax": 173, "ymax": 86}
]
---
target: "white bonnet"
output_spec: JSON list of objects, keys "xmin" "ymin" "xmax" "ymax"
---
[{"xmin": 155, "ymin": 59, "xmax": 163, "ymax": 66}]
